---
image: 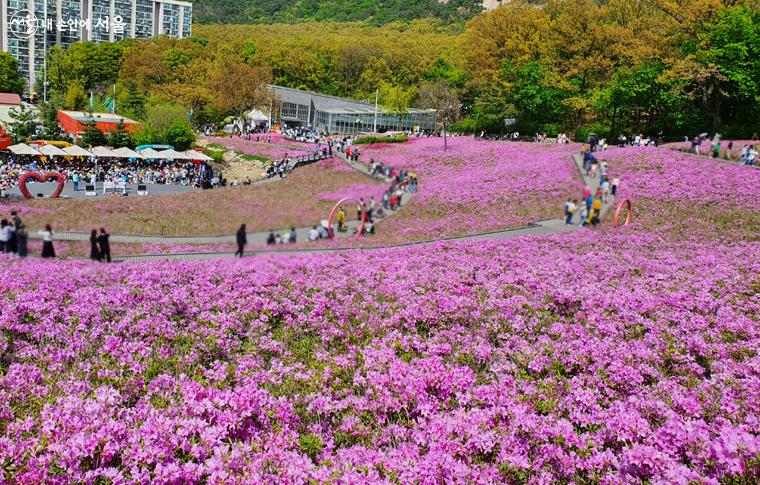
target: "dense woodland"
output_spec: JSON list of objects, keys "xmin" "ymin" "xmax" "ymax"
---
[
  {"xmin": 6, "ymin": 0, "xmax": 759, "ymax": 140},
  {"xmin": 191, "ymin": 0, "xmax": 488, "ymax": 25}
]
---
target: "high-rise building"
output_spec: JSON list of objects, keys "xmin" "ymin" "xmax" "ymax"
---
[{"xmin": 0, "ymin": 0, "xmax": 192, "ymax": 92}]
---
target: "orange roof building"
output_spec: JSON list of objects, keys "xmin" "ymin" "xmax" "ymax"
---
[{"xmin": 57, "ymin": 111, "xmax": 141, "ymax": 139}]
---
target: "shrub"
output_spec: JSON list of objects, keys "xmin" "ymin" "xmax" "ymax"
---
[{"xmin": 353, "ymin": 134, "xmax": 408, "ymax": 145}]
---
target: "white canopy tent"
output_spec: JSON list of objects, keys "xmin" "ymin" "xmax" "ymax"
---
[
  {"xmin": 138, "ymin": 148, "xmax": 161, "ymax": 159},
  {"xmin": 155, "ymin": 149, "xmax": 187, "ymax": 160},
  {"xmin": 90, "ymin": 146, "xmax": 118, "ymax": 158},
  {"xmin": 246, "ymin": 109, "xmax": 269, "ymax": 122},
  {"xmin": 36, "ymin": 144, "xmax": 69, "ymax": 157},
  {"xmin": 183, "ymin": 150, "xmax": 213, "ymax": 161},
  {"xmin": 7, "ymin": 143, "xmax": 40, "ymax": 156},
  {"xmin": 62, "ymin": 145, "xmax": 94, "ymax": 157},
  {"xmin": 111, "ymin": 147, "xmax": 144, "ymax": 159}
]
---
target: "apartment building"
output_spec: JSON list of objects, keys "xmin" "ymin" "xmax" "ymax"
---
[{"xmin": 0, "ymin": 0, "xmax": 192, "ymax": 92}]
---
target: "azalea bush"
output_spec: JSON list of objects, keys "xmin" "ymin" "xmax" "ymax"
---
[
  {"xmin": 358, "ymin": 137, "xmax": 583, "ymax": 244},
  {"xmin": 0, "ymin": 230, "xmax": 758, "ymax": 482}
]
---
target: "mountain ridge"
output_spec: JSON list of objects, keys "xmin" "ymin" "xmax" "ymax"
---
[{"xmin": 191, "ymin": 0, "xmax": 499, "ymax": 25}]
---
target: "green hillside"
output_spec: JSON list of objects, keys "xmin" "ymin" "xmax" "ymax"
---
[{"xmin": 191, "ymin": 0, "xmax": 486, "ymax": 25}]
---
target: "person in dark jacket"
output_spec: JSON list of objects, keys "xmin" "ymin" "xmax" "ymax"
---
[
  {"xmin": 266, "ymin": 230, "xmax": 276, "ymax": 245},
  {"xmin": 9, "ymin": 210, "xmax": 21, "ymax": 254},
  {"xmin": 90, "ymin": 230, "xmax": 101, "ymax": 261},
  {"xmin": 235, "ymin": 224, "xmax": 247, "ymax": 257},
  {"xmin": 16, "ymin": 225, "xmax": 28, "ymax": 258},
  {"xmin": 97, "ymin": 228, "xmax": 111, "ymax": 263},
  {"xmin": 39, "ymin": 224, "xmax": 55, "ymax": 258},
  {"xmin": 11, "ymin": 210, "xmax": 21, "ymax": 229}
]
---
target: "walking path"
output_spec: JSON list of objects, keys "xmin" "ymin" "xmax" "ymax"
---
[
  {"xmin": 110, "ymin": 152, "xmax": 612, "ymax": 261},
  {"xmin": 26, "ymin": 148, "xmax": 612, "ymax": 262}
]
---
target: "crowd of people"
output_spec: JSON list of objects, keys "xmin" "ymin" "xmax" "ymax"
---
[
  {"xmin": 0, "ymin": 152, "xmax": 209, "ymax": 195},
  {"xmin": 689, "ymin": 134, "xmax": 758, "ymax": 166},
  {"xmin": 0, "ymin": 211, "xmax": 30, "ymax": 257},
  {"xmin": 0, "ymin": 207, "xmax": 116, "ymax": 261},
  {"xmin": 563, "ymin": 148, "xmax": 621, "ymax": 227}
]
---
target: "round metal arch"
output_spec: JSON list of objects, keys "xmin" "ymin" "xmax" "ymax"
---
[
  {"xmin": 327, "ymin": 197, "xmax": 367, "ymax": 241},
  {"xmin": 613, "ymin": 199, "xmax": 633, "ymax": 227}
]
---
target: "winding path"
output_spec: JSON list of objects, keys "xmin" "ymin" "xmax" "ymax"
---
[
  {"xmin": 29, "ymin": 148, "xmax": 613, "ymax": 261},
  {"xmin": 113, "ymin": 151, "xmax": 613, "ymax": 261}
]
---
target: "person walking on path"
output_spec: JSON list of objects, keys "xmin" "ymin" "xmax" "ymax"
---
[
  {"xmin": 611, "ymin": 176, "xmax": 620, "ymax": 197},
  {"xmin": 235, "ymin": 224, "xmax": 247, "ymax": 258},
  {"xmin": 564, "ymin": 199, "xmax": 577, "ymax": 225},
  {"xmin": 39, "ymin": 224, "xmax": 55, "ymax": 258},
  {"xmin": 72, "ymin": 172, "xmax": 80, "ymax": 192},
  {"xmin": 337, "ymin": 206, "xmax": 346, "ymax": 232},
  {"xmin": 89, "ymin": 230, "xmax": 101, "ymax": 261},
  {"xmin": 97, "ymin": 228, "xmax": 111, "ymax": 263},
  {"xmin": 16, "ymin": 225, "xmax": 28, "ymax": 258},
  {"xmin": 712, "ymin": 140, "xmax": 721, "ymax": 158},
  {"xmin": 578, "ymin": 206, "xmax": 589, "ymax": 227},
  {"xmin": 357, "ymin": 198, "xmax": 365, "ymax": 221}
]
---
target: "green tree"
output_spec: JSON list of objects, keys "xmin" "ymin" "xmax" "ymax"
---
[
  {"xmin": 131, "ymin": 126, "xmax": 158, "ymax": 147},
  {"xmin": 0, "ymin": 52, "xmax": 25, "ymax": 94},
  {"xmin": 594, "ymin": 62, "xmax": 686, "ymax": 137},
  {"xmin": 164, "ymin": 118, "xmax": 196, "ymax": 151},
  {"xmin": 689, "ymin": 5, "xmax": 760, "ymax": 134},
  {"xmin": 380, "ymin": 82, "xmax": 417, "ymax": 115},
  {"xmin": 39, "ymin": 102, "xmax": 65, "ymax": 141},
  {"xmin": 117, "ymin": 82, "xmax": 147, "ymax": 120},
  {"xmin": 64, "ymin": 82, "xmax": 88, "ymax": 111},
  {"xmin": 108, "ymin": 121, "xmax": 132, "ymax": 147},
  {"xmin": 8, "ymin": 104, "xmax": 38, "ymax": 143},
  {"xmin": 143, "ymin": 103, "xmax": 190, "ymax": 134},
  {"xmin": 509, "ymin": 62, "xmax": 572, "ymax": 135},
  {"xmin": 80, "ymin": 121, "xmax": 107, "ymax": 147}
]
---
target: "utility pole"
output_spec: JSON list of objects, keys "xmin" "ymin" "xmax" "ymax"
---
[
  {"xmin": 43, "ymin": 0, "xmax": 48, "ymax": 103},
  {"xmin": 373, "ymin": 88, "xmax": 378, "ymax": 134},
  {"xmin": 268, "ymin": 98, "xmax": 273, "ymax": 131}
]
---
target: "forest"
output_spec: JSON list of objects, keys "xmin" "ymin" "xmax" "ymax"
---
[
  {"xmin": 190, "ymin": 0, "xmax": 487, "ymax": 25},
  {"xmin": 20, "ymin": 0, "xmax": 760, "ymax": 140}
]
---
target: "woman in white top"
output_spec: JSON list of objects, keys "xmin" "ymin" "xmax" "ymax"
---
[
  {"xmin": 0, "ymin": 219, "xmax": 12, "ymax": 253},
  {"xmin": 38, "ymin": 224, "xmax": 55, "ymax": 258}
]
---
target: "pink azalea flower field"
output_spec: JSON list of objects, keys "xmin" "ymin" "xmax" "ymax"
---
[
  {"xmin": 360, "ymin": 137, "xmax": 583, "ymax": 243},
  {"xmin": 597, "ymin": 147, "xmax": 760, "ymax": 241},
  {"xmin": 0, "ymin": 231, "xmax": 758, "ymax": 483},
  {"xmin": 0, "ymin": 141, "xmax": 758, "ymax": 482}
]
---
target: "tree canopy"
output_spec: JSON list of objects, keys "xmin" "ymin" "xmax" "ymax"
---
[
  {"xmin": 40, "ymin": 1, "xmax": 760, "ymax": 138},
  {"xmin": 0, "ymin": 52, "xmax": 25, "ymax": 95}
]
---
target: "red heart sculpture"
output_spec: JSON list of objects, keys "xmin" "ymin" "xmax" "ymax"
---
[{"xmin": 18, "ymin": 172, "xmax": 67, "ymax": 199}]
